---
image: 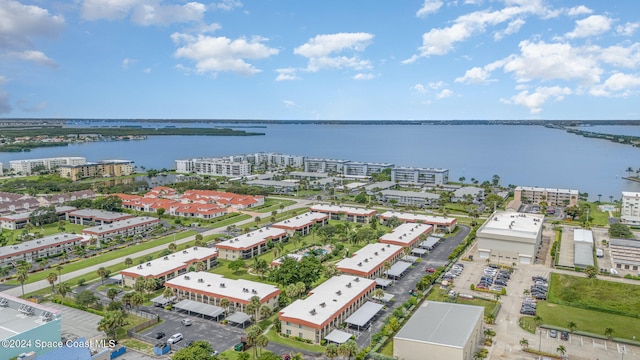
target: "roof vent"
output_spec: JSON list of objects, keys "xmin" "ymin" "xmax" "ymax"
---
[
  {"xmin": 184, "ymin": 275, "xmax": 190, "ymax": 280},
  {"xmin": 346, "ymin": 282, "xmax": 352, "ymax": 288},
  {"xmin": 310, "ymin": 309, "xmax": 317, "ymax": 315},
  {"xmin": 198, "ymin": 278, "xmax": 204, "ymax": 283},
  {"xmin": 335, "ymin": 290, "xmax": 342, "ymax": 295},
  {"xmin": 220, "ymin": 283, "xmax": 225, "ymax": 288}
]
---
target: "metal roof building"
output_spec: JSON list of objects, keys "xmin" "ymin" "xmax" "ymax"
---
[{"xmin": 394, "ymin": 301, "xmax": 484, "ymax": 360}]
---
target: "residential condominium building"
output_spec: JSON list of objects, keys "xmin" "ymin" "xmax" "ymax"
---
[
  {"xmin": 175, "ymin": 158, "xmax": 251, "ymax": 177},
  {"xmin": 272, "ymin": 212, "xmax": 329, "ymax": 236},
  {"xmin": 476, "ymin": 211, "xmax": 544, "ymax": 264},
  {"xmin": 0, "ymin": 206, "xmax": 76, "ymax": 230},
  {"xmin": 379, "ymin": 190, "xmax": 440, "ymax": 207},
  {"xmin": 309, "ymin": 204, "xmax": 377, "ymax": 223},
  {"xmin": 514, "ymin": 186, "xmax": 579, "ymax": 207},
  {"xmin": 342, "ymin": 162, "xmax": 394, "ymax": 177},
  {"xmin": 67, "ymin": 209, "xmax": 134, "ymax": 226},
  {"xmin": 379, "ymin": 211, "xmax": 457, "ymax": 233},
  {"xmin": 216, "ymin": 227, "xmax": 288, "ymax": 260},
  {"xmin": 621, "ymin": 191, "xmax": 640, "ymax": 225},
  {"xmin": 336, "ymin": 243, "xmax": 404, "ymax": 279},
  {"xmin": 82, "ymin": 216, "xmax": 160, "ymax": 241},
  {"xmin": 279, "ymin": 275, "xmax": 376, "ymax": 343},
  {"xmin": 120, "ymin": 246, "xmax": 218, "ymax": 287},
  {"xmin": 0, "ymin": 233, "xmax": 85, "ymax": 266},
  {"xmin": 234, "ymin": 152, "xmax": 305, "ymax": 169},
  {"xmin": 391, "ymin": 167, "xmax": 449, "ymax": 185},
  {"xmin": 10, "ymin": 157, "xmax": 86, "ymax": 175},
  {"xmin": 57, "ymin": 160, "xmax": 134, "ymax": 181},
  {"xmin": 379, "ymin": 223, "xmax": 433, "ymax": 248},
  {"xmin": 165, "ymin": 271, "xmax": 281, "ymax": 316},
  {"xmin": 303, "ymin": 158, "xmax": 350, "ymax": 173}
]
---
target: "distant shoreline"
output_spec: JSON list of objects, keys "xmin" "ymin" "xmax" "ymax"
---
[{"xmin": 622, "ymin": 177, "xmax": 640, "ymax": 183}]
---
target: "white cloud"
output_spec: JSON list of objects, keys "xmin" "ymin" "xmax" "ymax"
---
[
  {"xmin": 5, "ymin": 50, "xmax": 57, "ymax": 68},
  {"xmin": 567, "ymin": 5, "xmax": 592, "ymax": 16},
  {"xmin": 507, "ymin": 86, "xmax": 572, "ymax": 113},
  {"xmin": 294, "ymin": 33, "xmax": 374, "ymax": 72},
  {"xmin": 456, "ymin": 66, "xmax": 492, "ymax": 83},
  {"xmin": 564, "ymin": 15, "xmax": 612, "ymax": 39},
  {"xmin": 411, "ymin": 84, "xmax": 429, "ymax": 94},
  {"xmin": 283, "ymin": 100, "xmax": 295, "ymax": 108},
  {"xmin": 416, "ymin": 0, "xmax": 443, "ymax": 18},
  {"xmin": 275, "ymin": 68, "xmax": 300, "ymax": 81},
  {"xmin": 172, "ymin": 33, "xmax": 278, "ymax": 76},
  {"xmin": 590, "ymin": 73, "xmax": 640, "ymax": 97},
  {"xmin": 437, "ymin": 89, "xmax": 454, "ymax": 99},
  {"xmin": 502, "ymin": 40, "xmax": 602, "ymax": 84},
  {"xmin": 598, "ymin": 44, "xmax": 640, "ymax": 68},
  {"xmin": 122, "ymin": 57, "xmax": 137, "ymax": 69},
  {"xmin": 616, "ymin": 22, "xmax": 640, "ymax": 36},
  {"xmin": 428, "ymin": 81, "xmax": 446, "ymax": 89},
  {"xmin": 404, "ymin": 0, "xmax": 553, "ymax": 62},
  {"xmin": 82, "ymin": 0, "xmax": 206, "ymax": 25},
  {"xmin": 210, "ymin": 0, "xmax": 242, "ymax": 11},
  {"xmin": 494, "ymin": 18, "xmax": 525, "ymax": 40},
  {"xmin": 353, "ymin": 73, "xmax": 374, "ymax": 80}
]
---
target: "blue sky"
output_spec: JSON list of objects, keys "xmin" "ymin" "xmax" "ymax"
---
[{"xmin": 1, "ymin": 0, "xmax": 639, "ymax": 120}]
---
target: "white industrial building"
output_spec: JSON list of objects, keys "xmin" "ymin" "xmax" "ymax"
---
[
  {"xmin": 573, "ymin": 229, "xmax": 594, "ymax": 268},
  {"xmin": 621, "ymin": 191, "xmax": 640, "ymax": 225},
  {"xmin": 476, "ymin": 211, "xmax": 544, "ymax": 264},
  {"xmin": 394, "ymin": 301, "xmax": 484, "ymax": 360}
]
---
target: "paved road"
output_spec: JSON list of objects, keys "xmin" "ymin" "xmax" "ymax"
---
[{"xmin": 2, "ymin": 199, "xmax": 314, "ymax": 298}]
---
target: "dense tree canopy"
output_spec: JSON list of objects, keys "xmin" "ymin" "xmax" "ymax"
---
[
  {"xmin": 29, "ymin": 206, "xmax": 58, "ymax": 226},
  {"xmin": 268, "ymin": 255, "xmax": 323, "ymax": 288},
  {"xmin": 609, "ymin": 223, "xmax": 633, "ymax": 239},
  {"xmin": 172, "ymin": 340, "xmax": 218, "ymax": 360}
]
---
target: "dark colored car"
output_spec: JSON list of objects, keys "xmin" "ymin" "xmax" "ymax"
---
[
  {"xmin": 234, "ymin": 341, "xmax": 248, "ymax": 351},
  {"xmin": 154, "ymin": 332, "xmax": 165, "ymax": 339},
  {"xmin": 560, "ymin": 331, "xmax": 569, "ymax": 340}
]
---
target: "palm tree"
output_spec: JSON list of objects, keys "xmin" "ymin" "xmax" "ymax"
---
[
  {"xmin": 383, "ymin": 261, "xmax": 392, "ymax": 279},
  {"xmin": 163, "ymin": 287, "xmax": 175, "ymax": 300},
  {"xmin": 106, "ymin": 288, "xmax": 119, "ymax": 301},
  {"xmin": 259, "ymin": 305, "xmax": 272, "ymax": 319},
  {"xmin": 556, "ymin": 345, "xmax": 566, "ymax": 356},
  {"xmin": 604, "ymin": 327, "xmax": 615, "ymax": 340},
  {"xmin": 372, "ymin": 288, "xmax": 385, "ymax": 302},
  {"xmin": 97, "ymin": 267, "xmax": 108, "ymax": 285},
  {"xmin": 534, "ymin": 315, "xmax": 543, "ymax": 352},
  {"xmin": 46, "ymin": 272, "xmax": 58, "ymax": 292},
  {"xmin": 325, "ymin": 343, "xmax": 339, "ymax": 359},
  {"xmin": 220, "ymin": 298, "xmax": 230, "ymax": 313},
  {"xmin": 485, "ymin": 313, "xmax": 495, "ymax": 325},
  {"xmin": 255, "ymin": 334, "xmax": 269, "ymax": 356},
  {"xmin": 519, "ymin": 337, "xmax": 529, "ymax": 350},
  {"xmin": 56, "ymin": 264, "xmax": 63, "ymax": 285},
  {"xmin": 168, "ymin": 242, "xmax": 177, "ymax": 252},
  {"xmin": 285, "ymin": 283, "xmax": 299, "ymax": 299},
  {"xmin": 98, "ymin": 310, "xmax": 127, "ymax": 340},
  {"xmin": 16, "ymin": 270, "xmax": 28, "ymax": 297},
  {"xmin": 194, "ymin": 261, "xmax": 206, "ymax": 272},
  {"xmin": 523, "ymin": 289, "xmax": 530, "ymax": 296},
  {"xmin": 57, "ymin": 282, "xmax": 70, "ymax": 299},
  {"xmin": 567, "ymin": 321, "xmax": 577, "ymax": 333},
  {"xmin": 124, "ymin": 257, "xmax": 133, "ymax": 267}
]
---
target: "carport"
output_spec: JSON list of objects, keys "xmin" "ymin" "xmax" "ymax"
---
[
  {"xmin": 151, "ymin": 295, "xmax": 176, "ymax": 307},
  {"xmin": 174, "ymin": 299, "xmax": 225, "ymax": 320},
  {"xmin": 420, "ymin": 237, "xmax": 440, "ymax": 250},
  {"xmin": 379, "ymin": 292, "xmax": 394, "ymax": 303},
  {"xmin": 411, "ymin": 248, "xmax": 427, "ymax": 257},
  {"xmin": 384, "ymin": 261, "xmax": 412, "ymax": 279},
  {"xmin": 402, "ymin": 255, "xmax": 418, "ymax": 263},
  {"xmin": 226, "ymin": 312, "xmax": 251, "ymax": 328},
  {"xmin": 345, "ymin": 301, "xmax": 384, "ymax": 331},
  {"xmin": 375, "ymin": 278, "xmax": 392, "ymax": 288},
  {"xmin": 324, "ymin": 329, "xmax": 353, "ymax": 344}
]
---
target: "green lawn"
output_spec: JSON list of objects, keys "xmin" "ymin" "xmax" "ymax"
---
[
  {"xmin": 427, "ymin": 289, "xmax": 499, "ymax": 316},
  {"xmin": 7, "ymin": 230, "xmax": 197, "ymax": 285},
  {"xmin": 265, "ymin": 328, "xmax": 325, "ymax": 353},
  {"xmin": 3, "ymin": 223, "xmax": 87, "ymax": 245},
  {"xmin": 252, "ymin": 198, "xmax": 297, "ymax": 213},
  {"xmin": 536, "ymin": 302, "xmax": 640, "ymax": 340},
  {"xmin": 548, "ymin": 273, "xmax": 640, "ymax": 317}
]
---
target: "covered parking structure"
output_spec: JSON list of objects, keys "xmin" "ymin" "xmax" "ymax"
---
[
  {"xmin": 345, "ymin": 301, "xmax": 384, "ymax": 331},
  {"xmin": 411, "ymin": 248, "xmax": 428, "ymax": 257},
  {"xmin": 324, "ymin": 329, "xmax": 353, "ymax": 345},
  {"xmin": 151, "ymin": 295, "xmax": 176, "ymax": 307},
  {"xmin": 375, "ymin": 278, "xmax": 392, "ymax": 288},
  {"xmin": 226, "ymin": 312, "xmax": 251, "ymax": 328},
  {"xmin": 384, "ymin": 261, "xmax": 412, "ymax": 279},
  {"xmin": 420, "ymin": 236, "xmax": 440, "ymax": 250},
  {"xmin": 174, "ymin": 299, "xmax": 225, "ymax": 320}
]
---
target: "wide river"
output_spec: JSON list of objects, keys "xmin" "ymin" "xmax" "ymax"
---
[{"xmin": 1, "ymin": 122, "xmax": 639, "ymax": 201}]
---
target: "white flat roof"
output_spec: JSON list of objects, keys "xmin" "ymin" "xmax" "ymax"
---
[
  {"xmin": 337, "ymin": 243, "xmax": 403, "ymax": 275},
  {"xmin": 216, "ymin": 227, "xmax": 287, "ymax": 250},
  {"xmin": 379, "ymin": 223, "xmax": 432, "ymax": 246},
  {"xmin": 478, "ymin": 211, "xmax": 544, "ymax": 240},
  {"xmin": 381, "ymin": 190, "xmax": 440, "ymax": 200},
  {"xmin": 0, "ymin": 233, "xmax": 84, "ymax": 258},
  {"xmin": 279, "ymin": 275, "xmax": 375, "ymax": 327},
  {"xmin": 622, "ymin": 191, "xmax": 640, "ymax": 197},
  {"xmin": 166, "ymin": 271, "xmax": 280, "ymax": 303},
  {"xmin": 68, "ymin": 209, "xmax": 132, "ymax": 220},
  {"xmin": 309, "ymin": 204, "xmax": 376, "ymax": 216},
  {"xmin": 83, "ymin": 216, "xmax": 158, "ymax": 234},
  {"xmin": 379, "ymin": 211, "xmax": 456, "ymax": 225},
  {"xmin": 121, "ymin": 247, "xmax": 218, "ymax": 277},
  {"xmin": 272, "ymin": 212, "xmax": 328, "ymax": 230},
  {"xmin": 573, "ymin": 229, "xmax": 594, "ymax": 244},
  {"xmin": 0, "ymin": 292, "xmax": 61, "ymax": 340}
]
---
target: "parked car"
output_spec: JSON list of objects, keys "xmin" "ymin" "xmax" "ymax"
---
[
  {"xmin": 181, "ymin": 319, "xmax": 192, "ymax": 326},
  {"xmin": 560, "ymin": 331, "xmax": 569, "ymax": 341},
  {"xmin": 167, "ymin": 333, "xmax": 183, "ymax": 344},
  {"xmin": 425, "ymin": 267, "xmax": 436, "ymax": 273},
  {"xmin": 154, "ymin": 332, "xmax": 165, "ymax": 339},
  {"xmin": 550, "ymin": 330, "xmax": 557, "ymax": 338},
  {"xmin": 234, "ymin": 341, "xmax": 248, "ymax": 351}
]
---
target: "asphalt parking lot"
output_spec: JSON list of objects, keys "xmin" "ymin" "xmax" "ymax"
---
[{"xmin": 422, "ymin": 225, "xmax": 470, "ymax": 268}]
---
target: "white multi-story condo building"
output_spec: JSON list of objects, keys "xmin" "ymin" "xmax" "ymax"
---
[
  {"xmin": 239, "ymin": 152, "xmax": 304, "ymax": 168},
  {"xmin": 175, "ymin": 158, "xmax": 252, "ymax": 177},
  {"xmin": 621, "ymin": 191, "xmax": 640, "ymax": 225},
  {"xmin": 0, "ymin": 162, "xmax": 3, "ymax": 176},
  {"xmin": 304, "ymin": 158, "xmax": 350, "ymax": 173},
  {"xmin": 0, "ymin": 233, "xmax": 85, "ymax": 266},
  {"xmin": 514, "ymin": 186, "xmax": 579, "ymax": 207},
  {"xmin": 10, "ymin": 157, "xmax": 86, "ymax": 175},
  {"xmin": 391, "ymin": 167, "xmax": 449, "ymax": 185},
  {"xmin": 379, "ymin": 190, "xmax": 440, "ymax": 207},
  {"xmin": 342, "ymin": 162, "xmax": 394, "ymax": 177}
]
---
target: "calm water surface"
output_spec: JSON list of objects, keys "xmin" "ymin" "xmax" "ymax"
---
[{"xmin": 1, "ymin": 123, "xmax": 639, "ymax": 200}]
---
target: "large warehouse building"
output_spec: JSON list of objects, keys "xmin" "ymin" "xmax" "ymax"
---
[
  {"xmin": 394, "ymin": 301, "xmax": 484, "ymax": 360},
  {"xmin": 476, "ymin": 211, "xmax": 544, "ymax": 264}
]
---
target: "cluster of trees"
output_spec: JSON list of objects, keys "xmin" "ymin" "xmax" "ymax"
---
[
  {"xmin": 609, "ymin": 223, "xmax": 633, "ymax": 239},
  {"xmin": 225, "ymin": 183, "xmax": 273, "ymax": 196},
  {"xmin": 267, "ymin": 256, "xmax": 323, "ymax": 289},
  {"xmin": 0, "ymin": 174, "xmax": 92, "ymax": 194},
  {"xmin": 68, "ymin": 195, "xmax": 123, "ymax": 212}
]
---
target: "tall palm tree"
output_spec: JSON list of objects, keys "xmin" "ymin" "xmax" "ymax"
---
[
  {"xmin": 163, "ymin": 287, "xmax": 175, "ymax": 300},
  {"xmin": 57, "ymin": 282, "xmax": 70, "ymax": 299},
  {"xmin": 220, "ymin": 298, "xmax": 230, "ymax": 313},
  {"xmin": 56, "ymin": 264, "xmax": 63, "ymax": 285},
  {"xmin": 16, "ymin": 270, "xmax": 28, "ymax": 297},
  {"xmin": 372, "ymin": 288, "xmax": 385, "ymax": 302},
  {"xmin": 519, "ymin": 338, "xmax": 529, "ymax": 350},
  {"xmin": 383, "ymin": 261, "xmax": 392, "ymax": 279},
  {"xmin": 567, "ymin": 321, "xmax": 577, "ymax": 333},
  {"xmin": 325, "ymin": 343, "xmax": 338, "ymax": 359},
  {"xmin": 46, "ymin": 272, "xmax": 58, "ymax": 292},
  {"xmin": 556, "ymin": 345, "xmax": 566, "ymax": 356},
  {"xmin": 255, "ymin": 334, "xmax": 269, "ymax": 356},
  {"xmin": 534, "ymin": 315, "xmax": 543, "ymax": 352}
]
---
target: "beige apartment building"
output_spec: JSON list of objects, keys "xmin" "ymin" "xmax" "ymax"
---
[{"xmin": 514, "ymin": 186, "xmax": 579, "ymax": 207}]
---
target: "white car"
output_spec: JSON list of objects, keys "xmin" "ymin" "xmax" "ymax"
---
[{"xmin": 167, "ymin": 333, "xmax": 183, "ymax": 344}]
